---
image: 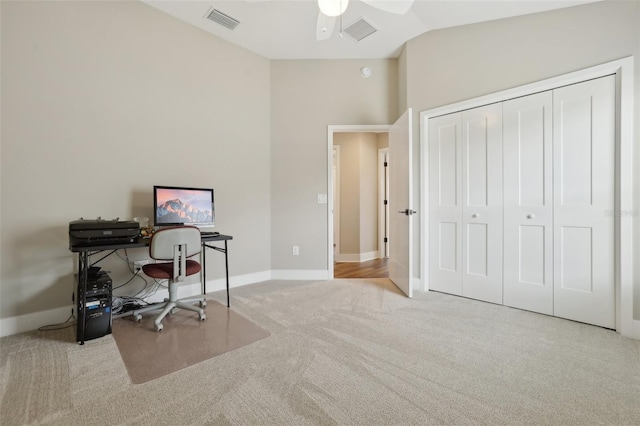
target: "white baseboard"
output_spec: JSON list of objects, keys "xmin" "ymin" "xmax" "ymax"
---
[
  {"xmin": 203, "ymin": 270, "xmax": 272, "ymax": 293},
  {"xmin": 5, "ymin": 271, "xmax": 634, "ymax": 341},
  {"xmin": 0, "ymin": 269, "xmax": 332, "ymax": 338},
  {"xmin": 335, "ymin": 251, "xmax": 380, "ymax": 263},
  {"xmin": 412, "ymin": 277, "xmax": 421, "ymax": 295},
  {"xmin": 0, "ymin": 305, "xmax": 75, "ymax": 339},
  {"xmin": 631, "ymin": 319, "xmax": 640, "ymax": 340}
]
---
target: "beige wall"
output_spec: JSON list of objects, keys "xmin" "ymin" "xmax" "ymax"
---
[
  {"xmin": 270, "ymin": 60, "xmax": 398, "ymax": 271},
  {"xmin": 359, "ymin": 134, "xmax": 379, "ymax": 254},
  {"xmin": 404, "ymin": 0, "xmax": 640, "ymax": 319},
  {"xmin": 333, "ymin": 132, "xmax": 380, "ymax": 257},
  {"xmin": 335, "ymin": 134, "xmax": 360, "ymax": 255},
  {"xmin": 1, "ymin": 1, "xmax": 271, "ymax": 319}
]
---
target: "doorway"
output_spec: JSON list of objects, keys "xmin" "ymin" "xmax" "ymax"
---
[
  {"xmin": 333, "ymin": 142, "xmax": 390, "ymax": 279},
  {"xmin": 334, "ymin": 258, "xmax": 389, "ymax": 278},
  {"xmin": 327, "ymin": 125, "xmax": 391, "ymax": 280}
]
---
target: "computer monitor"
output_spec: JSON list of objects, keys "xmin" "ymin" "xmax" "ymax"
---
[{"xmin": 153, "ymin": 185, "xmax": 215, "ymax": 228}]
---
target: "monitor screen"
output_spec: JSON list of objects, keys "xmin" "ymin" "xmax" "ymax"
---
[{"xmin": 153, "ymin": 185, "xmax": 215, "ymax": 227}]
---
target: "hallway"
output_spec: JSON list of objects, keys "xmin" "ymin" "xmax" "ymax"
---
[{"xmin": 334, "ymin": 258, "xmax": 389, "ymax": 279}]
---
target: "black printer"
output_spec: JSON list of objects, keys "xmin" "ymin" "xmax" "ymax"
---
[{"xmin": 69, "ymin": 218, "xmax": 140, "ymax": 248}]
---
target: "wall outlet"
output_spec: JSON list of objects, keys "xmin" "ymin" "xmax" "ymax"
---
[{"xmin": 292, "ymin": 246, "xmax": 300, "ymax": 256}]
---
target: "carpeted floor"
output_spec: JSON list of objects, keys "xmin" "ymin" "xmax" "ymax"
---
[{"xmin": 1, "ymin": 278, "xmax": 639, "ymax": 425}]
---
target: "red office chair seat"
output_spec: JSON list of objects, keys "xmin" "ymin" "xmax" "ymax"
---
[{"xmin": 142, "ymin": 260, "xmax": 201, "ymax": 280}]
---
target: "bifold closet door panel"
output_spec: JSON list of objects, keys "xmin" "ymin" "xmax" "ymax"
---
[
  {"xmin": 461, "ymin": 104, "xmax": 503, "ymax": 304},
  {"xmin": 428, "ymin": 113, "xmax": 462, "ymax": 295},
  {"xmin": 503, "ymin": 91, "xmax": 553, "ymax": 315},
  {"xmin": 553, "ymin": 75, "xmax": 615, "ymax": 329}
]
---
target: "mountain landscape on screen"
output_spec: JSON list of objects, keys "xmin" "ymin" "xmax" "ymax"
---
[{"xmin": 156, "ymin": 199, "xmax": 213, "ymax": 223}]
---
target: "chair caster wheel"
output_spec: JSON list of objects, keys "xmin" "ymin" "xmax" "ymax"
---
[
  {"xmin": 155, "ymin": 323, "xmax": 163, "ymax": 332},
  {"xmin": 171, "ymin": 307, "xmax": 178, "ymax": 315},
  {"xmin": 199, "ymin": 300, "xmax": 207, "ymax": 308},
  {"xmin": 199, "ymin": 313, "xmax": 206, "ymax": 321},
  {"xmin": 134, "ymin": 314, "xmax": 142, "ymax": 323}
]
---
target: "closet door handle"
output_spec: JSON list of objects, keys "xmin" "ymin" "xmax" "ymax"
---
[
  {"xmin": 527, "ymin": 214, "xmax": 535, "ymax": 219},
  {"xmin": 471, "ymin": 213, "xmax": 479, "ymax": 218}
]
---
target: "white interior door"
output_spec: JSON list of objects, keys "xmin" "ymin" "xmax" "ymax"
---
[
  {"xmin": 428, "ymin": 112, "xmax": 462, "ymax": 295},
  {"xmin": 553, "ymin": 75, "xmax": 615, "ymax": 328},
  {"xmin": 503, "ymin": 91, "xmax": 554, "ymax": 315},
  {"xmin": 461, "ymin": 104, "xmax": 503, "ymax": 304},
  {"xmin": 389, "ymin": 109, "xmax": 413, "ymax": 297}
]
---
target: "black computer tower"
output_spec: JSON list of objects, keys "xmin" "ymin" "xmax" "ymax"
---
[{"xmin": 77, "ymin": 272, "xmax": 112, "ymax": 342}]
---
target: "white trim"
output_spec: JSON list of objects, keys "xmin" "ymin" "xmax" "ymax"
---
[
  {"xmin": 0, "ymin": 305, "xmax": 73, "ymax": 338},
  {"xmin": 420, "ymin": 56, "xmax": 635, "ymax": 338},
  {"xmin": 327, "ymin": 125, "xmax": 392, "ymax": 280},
  {"xmin": 205, "ymin": 270, "xmax": 273, "ymax": 292},
  {"xmin": 412, "ymin": 277, "xmax": 422, "ymax": 293},
  {"xmin": 3, "ymin": 267, "xmax": 626, "ymax": 339},
  {"xmin": 0, "ymin": 269, "xmax": 335, "ymax": 337},
  {"xmin": 146, "ymin": 270, "xmax": 274, "ymax": 303},
  {"xmin": 615, "ymin": 58, "xmax": 635, "ymax": 338},
  {"xmin": 420, "ymin": 111, "xmax": 428, "ymax": 295},
  {"xmin": 335, "ymin": 251, "xmax": 380, "ymax": 263},
  {"xmin": 633, "ymin": 320, "xmax": 640, "ymax": 340}
]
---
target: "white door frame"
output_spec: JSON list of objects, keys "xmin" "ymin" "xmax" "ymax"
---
[
  {"xmin": 420, "ymin": 57, "xmax": 636, "ymax": 338},
  {"xmin": 327, "ymin": 125, "xmax": 392, "ymax": 279}
]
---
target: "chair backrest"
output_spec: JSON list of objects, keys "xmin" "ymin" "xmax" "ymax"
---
[{"xmin": 149, "ymin": 226, "xmax": 201, "ymax": 260}]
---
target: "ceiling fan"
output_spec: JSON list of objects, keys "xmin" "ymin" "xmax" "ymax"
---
[{"xmin": 316, "ymin": 0, "xmax": 415, "ymax": 41}]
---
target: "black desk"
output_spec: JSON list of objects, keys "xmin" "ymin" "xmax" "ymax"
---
[{"xmin": 70, "ymin": 234, "xmax": 233, "ymax": 344}]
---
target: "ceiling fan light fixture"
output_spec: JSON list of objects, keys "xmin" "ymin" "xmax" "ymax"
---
[{"xmin": 318, "ymin": 0, "xmax": 349, "ymax": 17}]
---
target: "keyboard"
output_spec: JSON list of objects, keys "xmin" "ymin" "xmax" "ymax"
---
[{"xmin": 201, "ymin": 231, "xmax": 220, "ymax": 236}]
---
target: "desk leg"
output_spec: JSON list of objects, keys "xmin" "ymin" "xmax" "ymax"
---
[
  {"xmin": 201, "ymin": 241, "xmax": 230, "ymax": 308},
  {"xmin": 201, "ymin": 244, "xmax": 207, "ymax": 296},
  {"xmin": 78, "ymin": 252, "xmax": 88, "ymax": 345},
  {"xmin": 225, "ymin": 240, "xmax": 230, "ymax": 307}
]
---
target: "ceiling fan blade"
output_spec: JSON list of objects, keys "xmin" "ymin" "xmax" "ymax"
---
[
  {"xmin": 361, "ymin": 0, "xmax": 414, "ymax": 15},
  {"xmin": 316, "ymin": 12, "xmax": 336, "ymax": 41}
]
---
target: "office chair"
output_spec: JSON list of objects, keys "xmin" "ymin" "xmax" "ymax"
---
[{"xmin": 133, "ymin": 226, "xmax": 206, "ymax": 331}]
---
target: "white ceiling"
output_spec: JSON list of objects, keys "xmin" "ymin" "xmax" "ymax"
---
[{"xmin": 141, "ymin": 0, "xmax": 597, "ymax": 60}]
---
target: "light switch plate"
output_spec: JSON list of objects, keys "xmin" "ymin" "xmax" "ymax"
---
[{"xmin": 317, "ymin": 193, "xmax": 328, "ymax": 204}]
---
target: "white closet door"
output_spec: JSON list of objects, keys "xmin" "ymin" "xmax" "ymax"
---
[
  {"xmin": 503, "ymin": 92, "xmax": 553, "ymax": 315},
  {"xmin": 461, "ymin": 104, "xmax": 503, "ymax": 304},
  {"xmin": 553, "ymin": 75, "xmax": 615, "ymax": 328},
  {"xmin": 428, "ymin": 113, "xmax": 462, "ymax": 295}
]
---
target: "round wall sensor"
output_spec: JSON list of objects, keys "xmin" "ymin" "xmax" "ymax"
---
[{"xmin": 360, "ymin": 66, "xmax": 372, "ymax": 78}]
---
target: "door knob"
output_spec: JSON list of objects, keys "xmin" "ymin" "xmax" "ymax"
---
[
  {"xmin": 398, "ymin": 209, "xmax": 417, "ymax": 216},
  {"xmin": 527, "ymin": 214, "xmax": 535, "ymax": 219},
  {"xmin": 472, "ymin": 213, "xmax": 479, "ymax": 218}
]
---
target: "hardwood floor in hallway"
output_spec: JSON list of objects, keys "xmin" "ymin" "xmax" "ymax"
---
[{"xmin": 334, "ymin": 257, "xmax": 389, "ymax": 279}]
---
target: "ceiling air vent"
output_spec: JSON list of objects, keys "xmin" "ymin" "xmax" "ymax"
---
[
  {"xmin": 343, "ymin": 18, "xmax": 378, "ymax": 42},
  {"xmin": 206, "ymin": 9, "xmax": 240, "ymax": 30}
]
